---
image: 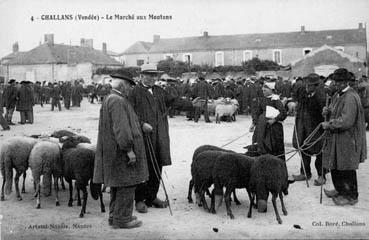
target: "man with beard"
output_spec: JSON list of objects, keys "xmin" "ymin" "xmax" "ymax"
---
[
  {"xmin": 129, "ymin": 64, "xmax": 175, "ymax": 213},
  {"xmin": 292, "ymin": 73, "xmax": 328, "ymax": 186},
  {"xmin": 322, "ymin": 68, "xmax": 366, "ymax": 205}
]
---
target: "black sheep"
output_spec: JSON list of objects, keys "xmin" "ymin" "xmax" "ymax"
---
[
  {"xmin": 61, "ymin": 137, "xmax": 105, "ymax": 218},
  {"xmin": 248, "ymin": 154, "xmax": 294, "ymax": 224},
  {"xmin": 212, "ymin": 152, "xmax": 255, "ymax": 219}
]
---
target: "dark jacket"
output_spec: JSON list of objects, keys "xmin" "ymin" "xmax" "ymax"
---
[
  {"xmin": 129, "ymin": 85, "xmax": 175, "ymax": 166},
  {"xmin": 3, "ymin": 84, "xmax": 17, "ymax": 108},
  {"xmin": 16, "ymin": 83, "xmax": 34, "ymax": 111},
  {"xmin": 292, "ymin": 85, "xmax": 326, "ymax": 154},
  {"xmin": 93, "ymin": 91, "xmax": 149, "ymax": 187},
  {"xmin": 322, "ymin": 88, "xmax": 367, "ymax": 170},
  {"xmin": 192, "ymin": 81, "xmax": 214, "ymax": 99}
]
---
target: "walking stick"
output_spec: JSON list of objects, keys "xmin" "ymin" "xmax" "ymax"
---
[
  {"xmin": 144, "ymin": 134, "xmax": 173, "ymax": 216},
  {"xmin": 320, "ymin": 94, "xmax": 331, "ymax": 204},
  {"xmin": 294, "ymin": 125, "xmax": 310, "ymax": 188}
]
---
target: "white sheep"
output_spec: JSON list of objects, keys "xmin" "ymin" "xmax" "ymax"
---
[
  {"xmin": 215, "ymin": 99, "xmax": 239, "ymax": 123},
  {"xmin": 0, "ymin": 137, "xmax": 37, "ymax": 201},
  {"xmin": 29, "ymin": 140, "xmax": 62, "ymax": 208}
]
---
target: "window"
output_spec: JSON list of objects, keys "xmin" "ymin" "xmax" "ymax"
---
[
  {"xmin": 303, "ymin": 48, "xmax": 313, "ymax": 56},
  {"xmin": 335, "ymin": 46, "xmax": 344, "ymax": 51},
  {"xmin": 183, "ymin": 53, "xmax": 192, "ymax": 63},
  {"xmin": 243, "ymin": 50, "xmax": 253, "ymax": 62},
  {"xmin": 163, "ymin": 53, "xmax": 173, "ymax": 60},
  {"xmin": 136, "ymin": 59, "xmax": 145, "ymax": 66},
  {"xmin": 273, "ymin": 49, "xmax": 282, "ymax": 64},
  {"xmin": 215, "ymin": 51, "xmax": 224, "ymax": 66}
]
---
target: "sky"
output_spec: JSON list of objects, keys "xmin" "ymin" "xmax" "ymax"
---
[{"xmin": 0, "ymin": 0, "xmax": 368, "ymax": 58}]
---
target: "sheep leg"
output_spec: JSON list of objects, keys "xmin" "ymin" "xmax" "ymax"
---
[
  {"xmin": 1, "ymin": 174, "xmax": 5, "ymax": 201},
  {"xmin": 209, "ymin": 189, "xmax": 216, "ymax": 214},
  {"xmin": 216, "ymin": 113, "xmax": 220, "ymax": 124},
  {"xmin": 272, "ymin": 194, "xmax": 282, "ymax": 224},
  {"xmin": 14, "ymin": 171, "xmax": 22, "ymax": 201},
  {"xmin": 77, "ymin": 187, "xmax": 82, "ymax": 206},
  {"xmin": 35, "ymin": 179, "xmax": 41, "ymax": 209},
  {"xmin": 232, "ymin": 190, "xmax": 241, "ymax": 205},
  {"xmin": 224, "ymin": 188, "xmax": 234, "ymax": 219},
  {"xmin": 247, "ymin": 193, "xmax": 255, "ymax": 218},
  {"xmin": 60, "ymin": 177, "xmax": 66, "ymax": 190},
  {"xmin": 21, "ymin": 171, "xmax": 26, "ymax": 193},
  {"xmin": 187, "ymin": 179, "xmax": 194, "ymax": 203},
  {"xmin": 53, "ymin": 175, "xmax": 60, "ymax": 206},
  {"xmin": 68, "ymin": 181, "xmax": 73, "ymax": 207},
  {"xmin": 79, "ymin": 186, "xmax": 87, "ymax": 218},
  {"xmin": 99, "ymin": 191, "xmax": 105, "ymax": 212},
  {"xmin": 279, "ymin": 192, "xmax": 287, "ymax": 216},
  {"xmin": 200, "ymin": 189, "xmax": 209, "ymax": 211}
]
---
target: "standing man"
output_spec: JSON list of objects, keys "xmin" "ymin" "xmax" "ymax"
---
[
  {"xmin": 3, "ymin": 79, "xmax": 17, "ymax": 125},
  {"xmin": 292, "ymin": 74, "xmax": 328, "ymax": 185},
  {"xmin": 129, "ymin": 63, "xmax": 175, "ymax": 213},
  {"xmin": 16, "ymin": 80, "xmax": 34, "ymax": 124},
  {"xmin": 322, "ymin": 68, "xmax": 366, "ymax": 205},
  {"xmin": 51, "ymin": 82, "xmax": 62, "ymax": 111},
  {"xmin": 0, "ymin": 85, "xmax": 10, "ymax": 130},
  {"xmin": 61, "ymin": 82, "xmax": 72, "ymax": 110},
  {"xmin": 94, "ymin": 73, "xmax": 148, "ymax": 229},
  {"xmin": 192, "ymin": 76, "xmax": 213, "ymax": 123}
]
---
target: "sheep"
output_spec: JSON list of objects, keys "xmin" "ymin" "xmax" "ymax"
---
[
  {"xmin": 211, "ymin": 152, "xmax": 255, "ymax": 219},
  {"xmin": 61, "ymin": 136, "xmax": 105, "ymax": 218},
  {"xmin": 188, "ymin": 145, "xmax": 237, "ymax": 204},
  {"xmin": 28, "ymin": 141, "xmax": 62, "ymax": 209},
  {"xmin": 248, "ymin": 154, "xmax": 294, "ymax": 224},
  {"xmin": 0, "ymin": 137, "xmax": 37, "ymax": 201},
  {"xmin": 215, "ymin": 101, "xmax": 238, "ymax": 123},
  {"xmin": 50, "ymin": 130, "xmax": 75, "ymax": 138}
]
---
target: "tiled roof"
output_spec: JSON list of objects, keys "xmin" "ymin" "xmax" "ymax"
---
[
  {"xmin": 1, "ymin": 51, "xmax": 27, "ymax": 60},
  {"xmin": 122, "ymin": 41, "xmax": 153, "ymax": 54},
  {"xmin": 124, "ymin": 28, "xmax": 366, "ymax": 54},
  {"xmin": 6, "ymin": 43, "xmax": 122, "ymax": 65}
]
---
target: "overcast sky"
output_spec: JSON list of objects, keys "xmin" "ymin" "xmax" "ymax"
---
[{"xmin": 0, "ymin": 0, "xmax": 368, "ymax": 58}]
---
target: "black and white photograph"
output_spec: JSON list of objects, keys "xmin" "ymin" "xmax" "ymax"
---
[{"xmin": 0, "ymin": 0, "xmax": 368, "ymax": 239}]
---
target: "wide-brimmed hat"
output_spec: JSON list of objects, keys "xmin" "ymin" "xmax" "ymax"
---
[
  {"xmin": 306, "ymin": 73, "xmax": 320, "ymax": 85},
  {"xmin": 8, "ymin": 79, "xmax": 16, "ymax": 84},
  {"xmin": 140, "ymin": 63, "xmax": 163, "ymax": 74},
  {"xmin": 110, "ymin": 73, "xmax": 136, "ymax": 85},
  {"xmin": 331, "ymin": 68, "xmax": 351, "ymax": 82}
]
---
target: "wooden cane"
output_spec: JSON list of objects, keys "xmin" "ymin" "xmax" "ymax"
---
[{"xmin": 320, "ymin": 94, "xmax": 331, "ymax": 204}]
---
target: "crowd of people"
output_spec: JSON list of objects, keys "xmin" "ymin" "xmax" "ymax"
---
[{"xmin": 0, "ymin": 66, "xmax": 367, "ymax": 229}]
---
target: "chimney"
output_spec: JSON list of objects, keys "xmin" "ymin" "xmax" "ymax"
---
[
  {"xmin": 12, "ymin": 42, "xmax": 19, "ymax": 53},
  {"xmin": 301, "ymin": 26, "xmax": 306, "ymax": 34},
  {"xmin": 203, "ymin": 31, "xmax": 209, "ymax": 38},
  {"xmin": 80, "ymin": 38, "xmax": 93, "ymax": 48},
  {"xmin": 153, "ymin": 35, "xmax": 160, "ymax": 43},
  {"xmin": 102, "ymin": 42, "xmax": 107, "ymax": 54},
  {"xmin": 359, "ymin": 23, "xmax": 363, "ymax": 29},
  {"xmin": 44, "ymin": 34, "xmax": 54, "ymax": 45}
]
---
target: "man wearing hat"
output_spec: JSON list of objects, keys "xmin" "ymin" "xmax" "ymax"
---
[
  {"xmin": 51, "ymin": 82, "xmax": 62, "ymax": 111},
  {"xmin": 292, "ymin": 73, "xmax": 328, "ymax": 185},
  {"xmin": 0, "ymin": 85, "xmax": 10, "ymax": 130},
  {"xmin": 16, "ymin": 80, "xmax": 34, "ymax": 124},
  {"xmin": 322, "ymin": 68, "xmax": 366, "ymax": 205},
  {"xmin": 3, "ymin": 79, "xmax": 17, "ymax": 125},
  {"xmin": 192, "ymin": 76, "xmax": 214, "ymax": 123},
  {"xmin": 94, "ymin": 73, "xmax": 148, "ymax": 229},
  {"xmin": 128, "ymin": 63, "xmax": 175, "ymax": 213}
]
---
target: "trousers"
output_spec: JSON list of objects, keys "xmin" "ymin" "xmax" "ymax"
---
[
  {"xmin": 109, "ymin": 186, "xmax": 136, "ymax": 225},
  {"xmin": 331, "ymin": 169, "xmax": 358, "ymax": 200},
  {"xmin": 299, "ymin": 152, "xmax": 327, "ymax": 177}
]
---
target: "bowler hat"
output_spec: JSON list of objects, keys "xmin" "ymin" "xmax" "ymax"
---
[
  {"xmin": 110, "ymin": 73, "xmax": 136, "ymax": 85},
  {"xmin": 331, "ymin": 68, "xmax": 351, "ymax": 82},
  {"xmin": 306, "ymin": 73, "xmax": 320, "ymax": 85},
  {"xmin": 140, "ymin": 63, "xmax": 163, "ymax": 74},
  {"xmin": 8, "ymin": 79, "xmax": 16, "ymax": 84}
]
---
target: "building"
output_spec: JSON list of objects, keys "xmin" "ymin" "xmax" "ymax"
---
[
  {"xmin": 1, "ymin": 34, "xmax": 122, "ymax": 84},
  {"xmin": 121, "ymin": 24, "xmax": 367, "ymax": 70}
]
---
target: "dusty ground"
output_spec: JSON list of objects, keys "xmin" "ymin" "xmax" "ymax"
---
[{"xmin": 1, "ymin": 99, "xmax": 369, "ymax": 240}]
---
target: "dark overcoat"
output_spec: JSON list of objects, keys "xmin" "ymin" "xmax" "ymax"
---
[
  {"xmin": 192, "ymin": 81, "xmax": 213, "ymax": 99},
  {"xmin": 3, "ymin": 84, "xmax": 17, "ymax": 108},
  {"xmin": 93, "ymin": 91, "xmax": 149, "ymax": 187},
  {"xmin": 129, "ymin": 85, "xmax": 175, "ymax": 166},
  {"xmin": 292, "ymin": 85, "xmax": 326, "ymax": 154},
  {"xmin": 322, "ymin": 88, "xmax": 367, "ymax": 170},
  {"xmin": 16, "ymin": 83, "xmax": 34, "ymax": 111},
  {"xmin": 252, "ymin": 96, "xmax": 287, "ymax": 159}
]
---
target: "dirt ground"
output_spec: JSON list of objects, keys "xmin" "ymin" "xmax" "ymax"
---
[{"xmin": 1, "ymin": 99, "xmax": 369, "ymax": 240}]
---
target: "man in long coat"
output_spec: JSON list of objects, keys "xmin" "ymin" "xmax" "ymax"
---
[
  {"xmin": 51, "ymin": 83, "xmax": 62, "ymax": 111},
  {"xmin": 322, "ymin": 68, "xmax": 366, "ymax": 206},
  {"xmin": 0, "ymin": 87, "xmax": 10, "ymax": 130},
  {"xmin": 94, "ymin": 73, "xmax": 148, "ymax": 229},
  {"xmin": 192, "ymin": 77, "xmax": 214, "ymax": 123},
  {"xmin": 16, "ymin": 80, "xmax": 34, "ymax": 124},
  {"xmin": 3, "ymin": 79, "xmax": 17, "ymax": 125},
  {"xmin": 129, "ymin": 64, "xmax": 175, "ymax": 213},
  {"xmin": 292, "ymin": 74, "xmax": 327, "ymax": 185}
]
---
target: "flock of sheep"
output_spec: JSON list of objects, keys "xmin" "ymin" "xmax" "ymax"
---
[
  {"xmin": 0, "ymin": 130, "xmax": 105, "ymax": 218},
  {"xmin": 1, "ymin": 129, "xmax": 293, "ymax": 224},
  {"xmin": 188, "ymin": 145, "xmax": 294, "ymax": 224}
]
